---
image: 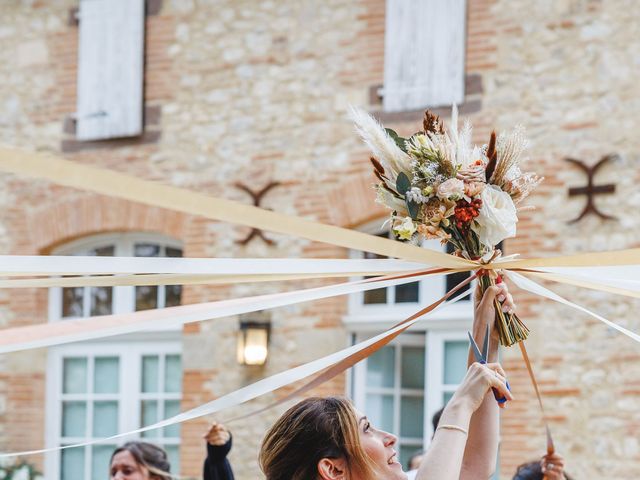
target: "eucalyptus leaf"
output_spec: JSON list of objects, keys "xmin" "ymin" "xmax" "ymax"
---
[
  {"xmin": 396, "ymin": 172, "xmax": 411, "ymax": 196},
  {"xmin": 406, "ymin": 199, "xmax": 419, "ymax": 220},
  {"xmin": 385, "ymin": 128, "xmax": 408, "ymax": 152}
]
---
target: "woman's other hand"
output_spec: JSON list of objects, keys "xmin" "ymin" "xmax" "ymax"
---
[
  {"xmin": 203, "ymin": 421, "xmax": 231, "ymax": 446},
  {"xmin": 541, "ymin": 452, "xmax": 565, "ymax": 480}
]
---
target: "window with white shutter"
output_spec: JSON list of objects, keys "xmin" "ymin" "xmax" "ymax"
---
[
  {"xmin": 76, "ymin": 0, "xmax": 145, "ymax": 141},
  {"xmin": 383, "ymin": 0, "xmax": 467, "ymax": 112}
]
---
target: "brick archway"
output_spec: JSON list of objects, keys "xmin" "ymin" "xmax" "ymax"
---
[{"xmin": 25, "ymin": 193, "xmax": 189, "ymax": 254}]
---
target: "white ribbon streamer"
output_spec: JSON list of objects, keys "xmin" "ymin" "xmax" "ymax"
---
[
  {"xmin": 526, "ymin": 266, "xmax": 640, "ymax": 292},
  {"xmin": 507, "ymin": 271, "xmax": 640, "ymax": 343},
  {"xmin": 0, "ymin": 270, "xmax": 444, "ymax": 354},
  {"xmin": 0, "ymin": 256, "xmax": 425, "ymax": 276},
  {"xmin": 0, "ymin": 289, "xmax": 470, "ymax": 458}
]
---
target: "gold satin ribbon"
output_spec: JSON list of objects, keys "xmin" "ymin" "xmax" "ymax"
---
[
  {"xmin": 519, "ymin": 342, "xmax": 555, "ymax": 457},
  {"xmin": 0, "ymin": 146, "xmax": 472, "ymax": 269}
]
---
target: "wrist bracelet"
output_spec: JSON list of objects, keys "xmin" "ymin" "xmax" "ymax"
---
[{"xmin": 436, "ymin": 424, "xmax": 468, "ymax": 435}]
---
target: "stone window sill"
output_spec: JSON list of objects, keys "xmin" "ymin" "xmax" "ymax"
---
[{"xmin": 368, "ymin": 74, "xmax": 483, "ymax": 123}]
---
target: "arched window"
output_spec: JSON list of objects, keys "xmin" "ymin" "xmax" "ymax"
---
[
  {"xmin": 48, "ymin": 233, "xmax": 183, "ymax": 321},
  {"xmin": 45, "ymin": 233, "xmax": 184, "ymax": 480}
]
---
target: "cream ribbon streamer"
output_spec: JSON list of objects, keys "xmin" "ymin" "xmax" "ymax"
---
[
  {"xmin": 0, "ymin": 288, "xmax": 471, "ymax": 458},
  {"xmin": 0, "ymin": 146, "xmax": 473, "ymax": 269},
  {"xmin": 0, "ymin": 273, "xmax": 356, "ymax": 288},
  {"xmin": 0, "ymin": 269, "xmax": 447, "ymax": 354}
]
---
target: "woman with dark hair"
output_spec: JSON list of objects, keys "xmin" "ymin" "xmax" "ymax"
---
[
  {"xmin": 109, "ymin": 442, "xmax": 171, "ymax": 480},
  {"xmin": 109, "ymin": 421, "xmax": 234, "ymax": 480},
  {"xmin": 259, "ymin": 284, "xmax": 515, "ymax": 480}
]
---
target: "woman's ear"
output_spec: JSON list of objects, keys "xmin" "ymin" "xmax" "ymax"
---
[{"xmin": 317, "ymin": 457, "xmax": 347, "ymax": 480}]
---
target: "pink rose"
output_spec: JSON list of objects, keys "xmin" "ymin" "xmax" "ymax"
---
[{"xmin": 436, "ymin": 178, "xmax": 465, "ymax": 200}]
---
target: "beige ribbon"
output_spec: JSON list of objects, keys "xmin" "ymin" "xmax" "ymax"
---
[
  {"xmin": 0, "ymin": 268, "xmax": 451, "ymax": 354},
  {"xmin": 0, "ymin": 146, "xmax": 473, "ymax": 269}
]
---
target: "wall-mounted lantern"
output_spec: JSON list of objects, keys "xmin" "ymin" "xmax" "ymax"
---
[{"xmin": 237, "ymin": 320, "xmax": 271, "ymax": 366}]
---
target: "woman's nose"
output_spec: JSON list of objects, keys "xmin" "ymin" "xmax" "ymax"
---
[{"xmin": 382, "ymin": 430, "xmax": 398, "ymax": 447}]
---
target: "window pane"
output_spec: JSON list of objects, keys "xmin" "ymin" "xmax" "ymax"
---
[
  {"xmin": 61, "ymin": 447, "xmax": 85, "ymax": 480},
  {"xmin": 93, "ymin": 401, "xmax": 118, "ymax": 437},
  {"xmin": 363, "ymin": 286, "xmax": 387, "ymax": 304},
  {"xmin": 366, "ymin": 394, "xmax": 394, "ymax": 433},
  {"xmin": 165, "ymin": 285, "xmax": 182, "ymax": 307},
  {"xmin": 62, "ymin": 287, "xmax": 84, "ymax": 318},
  {"xmin": 401, "ymin": 346, "xmax": 425, "ymax": 389},
  {"xmin": 136, "ymin": 285, "xmax": 158, "ymax": 311},
  {"xmin": 135, "ymin": 243, "xmax": 160, "ymax": 257},
  {"xmin": 62, "ymin": 401, "xmax": 87, "ymax": 438},
  {"xmin": 445, "ymin": 271, "xmax": 471, "ymax": 297},
  {"xmin": 164, "ymin": 355, "xmax": 182, "ymax": 393},
  {"xmin": 163, "ymin": 400, "xmax": 181, "ymax": 437},
  {"xmin": 367, "ymin": 346, "xmax": 395, "ymax": 388},
  {"xmin": 166, "ymin": 247, "xmax": 182, "ymax": 258},
  {"xmin": 92, "ymin": 246, "xmax": 115, "ymax": 257},
  {"xmin": 135, "ymin": 244, "xmax": 160, "ymax": 310},
  {"xmin": 141, "ymin": 356, "xmax": 159, "ymax": 393},
  {"xmin": 94, "ymin": 357, "xmax": 119, "ymax": 394},
  {"xmin": 63, "ymin": 358, "xmax": 88, "ymax": 394},
  {"xmin": 362, "ymin": 235, "xmax": 391, "ymax": 304},
  {"xmin": 91, "ymin": 445, "xmax": 116, "ymax": 480},
  {"xmin": 395, "ymin": 282, "xmax": 419, "ymax": 303},
  {"xmin": 400, "ymin": 396, "xmax": 424, "ymax": 438},
  {"xmin": 165, "ymin": 445, "xmax": 180, "ymax": 474},
  {"xmin": 444, "ymin": 341, "xmax": 468, "ymax": 385},
  {"xmin": 140, "ymin": 400, "xmax": 159, "ymax": 438},
  {"xmin": 90, "ymin": 286, "xmax": 113, "ymax": 316}
]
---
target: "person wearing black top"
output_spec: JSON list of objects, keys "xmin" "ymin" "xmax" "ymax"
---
[{"xmin": 203, "ymin": 421, "xmax": 235, "ymax": 480}]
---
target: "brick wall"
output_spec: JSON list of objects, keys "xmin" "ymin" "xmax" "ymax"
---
[{"xmin": 0, "ymin": 0, "xmax": 639, "ymax": 479}]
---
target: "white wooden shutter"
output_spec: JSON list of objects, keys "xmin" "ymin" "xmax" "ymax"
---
[
  {"xmin": 76, "ymin": 0, "xmax": 145, "ymax": 141},
  {"xmin": 383, "ymin": 0, "xmax": 467, "ymax": 112}
]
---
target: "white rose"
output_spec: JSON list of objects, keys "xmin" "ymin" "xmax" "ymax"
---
[
  {"xmin": 436, "ymin": 178, "xmax": 465, "ymax": 200},
  {"xmin": 471, "ymin": 185, "xmax": 518, "ymax": 247}
]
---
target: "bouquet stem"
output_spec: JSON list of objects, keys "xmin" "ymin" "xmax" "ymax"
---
[{"xmin": 479, "ymin": 273, "xmax": 530, "ymax": 347}]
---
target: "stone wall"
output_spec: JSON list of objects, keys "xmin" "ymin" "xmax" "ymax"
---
[
  {"xmin": 0, "ymin": 0, "xmax": 638, "ymax": 478},
  {"xmin": 486, "ymin": 0, "xmax": 640, "ymax": 478}
]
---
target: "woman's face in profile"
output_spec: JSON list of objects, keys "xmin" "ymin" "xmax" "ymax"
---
[
  {"xmin": 110, "ymin": 450, "xmax": 149, "ymax": 480},
  {"xmin": 355, "ymin": 409, "xmax": 408, "ymax": 480}
]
